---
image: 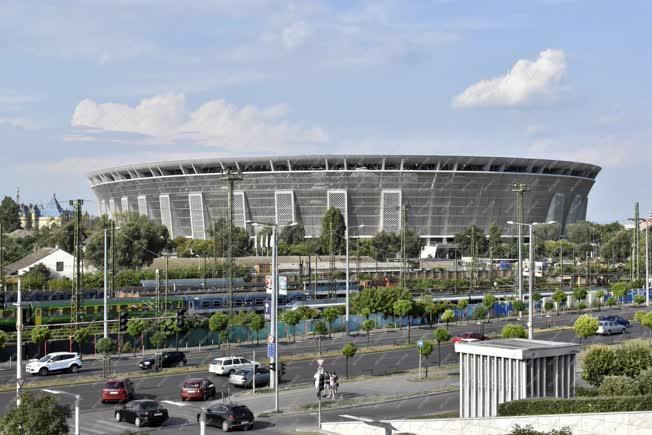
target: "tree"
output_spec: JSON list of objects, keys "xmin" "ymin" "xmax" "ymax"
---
[
  {"xmin": 637, "ymin": 367, "xmax": 652, "ymax": 395},
  {"xmin": 501, "ymin": 324, "xmax": 527, "ymax": 339},
  {"xmin": 282, "ymin": 310, "xmax": 302, "ymax": 343},
  {"xmin": 249, "ymin": 313, "xmax": 265, "ymax": 345},
  {"xmin": 393, "ymin": 299, "xmax": 414, "ymax": 342},
  {"xmin": 434, "ymin": 327, "xmax": 451, "ymax": 366},
  {"xmin": 634, "ymin": 294, "xmax": 646, "ymax": 305},
  {"xmin": 72, "ymin": 327, "xmax": 90, "ymax": 361},
  {"xmin": 322, "ymin": 307, "xmax": 340, "ymax": 338},
  {"xmin": 606, "ymin": 296, "xmax": 617, "ymax": 308},
  {"xmin": 552, "ymin": 289, "xmax": 567, "ymax": 315},
  {"xmin": 279, "ymin": 224, "xmax": 305, "ymax": 245},
  {"xmin": 574, "ymin": 314, "xmax": 599, "ymax": 344},
  {"xmin": 319, "ymin": 208, "xmax": 346, "ymax": 255},
  {"xmin": 544, "ymin": 301, "xmax": 554, "ymax": 313},
  {"xmin": 0, "ymin": 196, "xmax": 21, "ymax": 232},
  {"xmin": 483, "ymin": 294, "xmax": 497, "ymax": 320},
  {"xmin": 209, "ymin": 217, "xmax": 252, "ymax": 257},
  {"xmin": 418, "ymin": 341, "xmax": 434, "ymax": 376},
  {"xmin": 453, "ymin": 225, "xmax": 488, "ymax": 256},
  {"xmin": 473, "ymin": 305, "xmax": 488, "ymax": 321},
  {"xmin": 572, "ymin": 288, "xmax": 588, "ymax": 310},
  {"xmin": 126, "ymin": 319, "xmax": 147, "ymax": 356},
  {"xmin": 487, "ymin": 223, "xmax": 506, "ymax": 257},
  {"xmin": 0, "ymin": 330, "xmax": 7, "ymax": 349},
  {"xmin": 31, "ymin": 325, "xmax": 51, "ymax": 356},
  {"xmin": 457, "ymin": 299, "xmax": 469, "ymax": 323},
  {"xmin": 96, "ymin": 337, "xmax": 116, "ymax": 356},
  {"xmin": 360, "ymin": 319, "xmax": 375, "ymax": 345},
  {"xmin": 611, "ymin": 282, "xmax": 629, "ymax": 307},
  {"xmin": 594, "ymin": 289, "xmax": 605, "ymax": 311},
  {"xmin": 640, "ymin": 312, "xmax": 652, "ymax": 342},
  {"xmin": 440, "ymin": 309, "xmax": 455, "ymax": 330},
  {"xmin": 342, "ymin": 342, "xmax": 358, "ymax": 378},
  {"xmin": 371, "ymin": 231, "xmax": 400, "ymax": 261},
  {"xmin": 598, "ymin": 375, "xmax": 638, "ymax": 396},
  {"xmin": 0, "ymin": 392, "xmax": 71, "ymax": 434},
  {"xmin": 582, "ymin": 344, "xmax": 652, "ymax": 386},
  {"xmin": 600, "ymin": 229, "xmax": 631, "ymax": 262},
  {"xmin": 208, "ymin": 313, "xmax": 230, "ymax": 345},
  {"xmin": 150, "ymin": 331, "xmax": 167, "ymax": 350},
  {"xmin": 313, "ymin": 320, "xmax": 328, "ymax": 337},
  {"xmin": 511, "ymin": 300, "xmax": 526, "ymax": 316}
]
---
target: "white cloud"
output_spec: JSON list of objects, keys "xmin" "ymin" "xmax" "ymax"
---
[
  {"xmin": 453, "ymin": 49, "xmax": 567, "ymax": 108},
  {"xmin": 281, "ymin": 21, "xmax": 311, "ymax": 49},
  {"xmin": 71, "ymin": 94, "xmax": 327, "ymax": 152},
  {"xmin": 63, "ymin": 134, "xmax": 97, "ymax": 143},
  {"xmin": 0, "ymin": 117, "xmax": 38, "ymax": 129},
  {"xmin": 0, "ymin": 95, "xmax": 39, "ymax": 105}
]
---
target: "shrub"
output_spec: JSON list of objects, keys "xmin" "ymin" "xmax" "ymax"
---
[
  {"xmin": 575, "ymin": 386, "xmax": 599, "ymax": 397},
  {"xmin": 498, "ymin": 395, "xmax": 652, "ymax": 416},
  {"xmin": 634, "ymin": 294, "xmax": 646, "ymax": 305},
  {"xmin": 510, "ymin": 424, "xmax": 573, "ymax": 435},
  {"xmin": 501, "ymin": 324, "xmax": 527, "ymax": 339},
  {"xmin": 598, "ymin": 375, "xmax": 638, "ymax": 396},
  {"xmin": 582, "ymin": 344, "xmax": 652, "ymax": 387},
  {"xmin": 637, "ymin": 368, "xmax": 652, "ymax": 395}
]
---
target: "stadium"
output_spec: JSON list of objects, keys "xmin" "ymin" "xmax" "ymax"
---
[{"xmin": 88, "ymin": 155, "xmax": 600, "ymax": 243}]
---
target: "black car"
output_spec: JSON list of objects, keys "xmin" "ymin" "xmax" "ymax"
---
[
  {"xmin": 139, "ymin": 351, "xmax": 187, "ymax": 370},
  {"xmin": 198, "ymin": 403, "xmax": 255, "ymax": 432},
  {"xmin": 599, "ymin": 315, "xmax": 630, "ymax": 329},
  {"xmin": 115, "ymin": 400, "xmax": 168, "ymax": 428}
]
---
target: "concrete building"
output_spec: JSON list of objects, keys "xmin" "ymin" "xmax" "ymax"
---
[{"xmin": 455, "ymin": 338, "xmax": 580, "ymax": 418}]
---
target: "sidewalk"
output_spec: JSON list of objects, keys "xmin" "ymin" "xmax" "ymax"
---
[{"xmin": 229, "ymin": 367, "xmax": 460, "ymax": 416}]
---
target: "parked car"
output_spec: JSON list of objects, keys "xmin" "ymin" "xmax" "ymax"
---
[
  {"xmin": 138, "ymin": 351, "xmax": 187, "ymax": 370},
  {"xmin": 597, "ymin": 320, "xmax": 626, "ymax": 335},
  {"xmin": 25, "ymin": 352, "xmax": 82, "ymax": 376},
  {"xmin": 229, "ymin": 367, "xmax": 270, "ymax": 388},
  {"xmin": 198, "ymin": 403, "xmax": 255, "ymax": 432},
  {"xmin": 181, "ymin": 378, "xmax": 216, "ymax": 401},
  {"xmin": 102, "ymin": 378, "xmax": 135, "ymax": 404},
  {"xmin": 451, "ymin": 333, "xmax": 489, "ymax": 343},
  {"xmin": 209, "ymin": 356, "xmax": 259, "ymax": 376},
  {"xmin": 599, "ymin": 315, "xmax": 630, "ymax": 329},
  {"xmin": 114, "ymin": 400, "xmax": 169, "ymax": 428}
]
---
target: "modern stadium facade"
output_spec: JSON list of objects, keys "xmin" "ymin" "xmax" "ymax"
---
[{"xmin": 88, "ymin": 155, "xmax": 600, "ymax": 244}]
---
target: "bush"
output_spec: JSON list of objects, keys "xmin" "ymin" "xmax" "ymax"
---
[
  {"xmin": 575, "ymin": 386, "xmax": 599, "ymax": 397},
  {"xmin": 120, "ymin": 340, "xmax": 133, "ymax": 354},
  {"xmin": 598, "ymin": 375, "xmax": 638, "ymax": 396},
  {"xmin": 582, "ymin": 344, "xmax": 652, "ymax": 387},
  {"xmin": 637, "ymin": 368, "xmax": 652, "ymax": 395},
  {"xmin": 510, "ymin": 424, "xmax": 572, "ymax": 435},
  {"xmin": 498, "ymin": 395, "xmax": 652, "ymax": 416},
  {"xmin": 501, "ymin": 324, "xmax": 527, "ymax": 339}
]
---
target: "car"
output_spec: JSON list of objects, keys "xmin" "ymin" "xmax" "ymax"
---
[
  {"xmin": 198, "ymin": 403, "xmax": 255, "ymax": 432},
  {"xmin": 599, "ymin": 315, "xmax": 630, "ymax": 329},
  {"xmin": 597, "ymin": 320, "xmax": 626, "ymax": 335},
  {"xmin": 114, "ymin": 400, "xmax": 169, "ymax": 428},
  {"xmin": 181, "ymin": 378, "xmax": 216, "ymax": 401},
  {"xmin": 138, "ymin": 351, "xmax": 187, "ymax": 370},
  {"xmin": 209, "ymin": 356, "xmax": 259, "ymax": 376},
  {"xmin": 102, "ymin": 378, "xmax": 135, "ymax": 404},
  {"xmin": 451, "ymin": 333, "xmax": 489, "ymax": 343},
  {"xmin": 25, "ymin": 352, "xmax": 82, "ymax": 376},
  {"xmin": 229, "ymin": 367, "xmax": 271, "ymax": 388}
]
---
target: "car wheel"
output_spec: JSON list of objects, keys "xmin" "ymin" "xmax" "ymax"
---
[
  {"xmin": 70, "ymin": 364, "xmax": 80, "ymax": 374},
  {"xmin": 115, "ymin": 412, "xmax": 122, "ymax": 422},
  {"xmin": 39, "ymin": 367, "xmax": 49, "ymax": 376},
  {"xmin": 178, "ymin": 360, "xmax": 185, "ymax": 367},
  {"xmin": 135, "ymin": 417, "xmax": 143, "ymax": 428},
  {"xmin": 607, "ymin": 330, "xmax": 612, "ymax": 336},
  {"xmin": 222, "ymin": 420, "xmax": 230, "ymax": 432}
]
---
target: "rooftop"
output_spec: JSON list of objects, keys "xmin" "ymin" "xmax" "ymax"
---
[{"xmin": 454, "ymin": 338, "xmax": 580, "ymax": 360}]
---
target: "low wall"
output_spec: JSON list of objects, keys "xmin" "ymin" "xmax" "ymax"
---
[{"xmin": 321, "ymin": 411, "xmax": 652, "ymax": 435}]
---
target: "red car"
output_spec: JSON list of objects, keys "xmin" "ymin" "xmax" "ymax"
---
[
  {"xmin": 102, "ymin": 378, "xmax": 135, "ymax": 404},
  {"xmin": 451, "ymin": 332, "xmax": 489, "ymax": 343},
  {"xmin": 180, "ymin": 378, "xmax": 216, "ymax": 401}
]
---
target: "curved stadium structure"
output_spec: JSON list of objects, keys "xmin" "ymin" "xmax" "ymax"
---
[{"xmin": 88, "ymin": 155, "xmax": 600, "ymax": 243}]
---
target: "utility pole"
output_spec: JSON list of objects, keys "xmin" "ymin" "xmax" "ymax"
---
[
  {"xmin": 0, "ymin": 223, "xmax": 4, "ymax": 308},
  {"xmin": 635, "ymin": 203, "xmax": 641, "ymax": 282},
  {"xmin": 69, "ymin": 199, "xmax": 84, "ymax": 326},
  {"xmin": 470, "ymin": 226, "xmax": 476, "ymax": 297},
  {"xmin": 110, "ymin": 220, "xmax": 116, "ymax": 298},
  {"xmin": 103, "ymin": 229, "xmax": 108, "ymax": 338},
  {"xmin": 512, "ymin": 184, "xmax": 528, "ymax": 300},
  {"xmin": 400, "ymin": 205, "xmax": 408, "ymax": 289},
  {"xmin": 328, "ymin": 221, "xmax": 336, "ymax": 299},
  {"xmin": 16, "ymin": 279, "xmax": 22, "ymax": 406},
  {"xmin": 646, "ymin": 212, "xmax": 650, "ymax": 307},
  {"xmin": 559, "ymin": 245, "xmax": 563, "ymax": 291},
  {"xmin": 221, "ymin": 169, "xmax": 243, "ymax": 317}
]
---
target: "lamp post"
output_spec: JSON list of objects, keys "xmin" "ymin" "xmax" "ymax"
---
[
  {"xmin": 345, "ymin": 224, "xmax": 365, "ymax": 335},
  {"xmin": 248, "ymin": 220, "xmax": 297, "ymax": 414},
  {"xmin": 507, "ymin": 220, "xmax": 556, "ymax": 339},
  {"xmin": 42, "ymin": 389, "xmax": 80, "ymax": 435},
  {"xmin": 162, "ymin": 400, "xmax": 206, "ymax": 435},
  {"xmin": 647, "ymin": 212, "xmax": 650, "ymax": 307}
]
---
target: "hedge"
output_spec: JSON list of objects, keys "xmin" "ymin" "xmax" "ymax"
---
[{"xmin": 498, "ymin": 395, "xmax": 652, "ymax": 416}]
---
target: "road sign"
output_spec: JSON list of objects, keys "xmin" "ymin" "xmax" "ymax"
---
[
  {"xmin": 417, "ymin": 340, "xmax": 424, "ymax": 348},
  {"xmin": 264, "ymin": 302, "xmax": 271, "ymax": 320},
  {"xmin": 279, "ymin": 276, "xmax": 288, "ymax": 295},
  {"xmin": 267, "ymin": 335, "xmax": 275, "ymax": 344},
  {"xmin": 316, "ymin": 359, "xmax": 324, "ymax": 367},
  {"xmin": 265, "ymin": 275, "xmax": 272, "ymax": 294},
  {"xmin": 267, "ymin": 343, "xmax": 276, "ymax": 358},
  {"xmin": 16, "ymin": 378, "xmax": 24, "ymax": 388}
]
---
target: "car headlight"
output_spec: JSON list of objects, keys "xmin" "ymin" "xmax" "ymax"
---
[{"xmin": 144, "ymin": 361, "xmax": 151, "ymax": 365}]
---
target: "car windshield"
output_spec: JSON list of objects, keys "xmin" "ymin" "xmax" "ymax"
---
[
  {"xmin": 212, "ymin": 359, "xmax": 223, "ymax": 365},
  {"xmin": 231, "ymin": 406, "xmax": 250, "ymax": 417},
  {"xmin": 184, "ymin": 382, "xmax": 200, "ymax": 388},
  {"xmin": 140, "ymin": 401, "xmax": 161, "ymax": 411},
  {"xmin": 105, "ymin": 381, "xmax": 124, "ymax": 389},
  {"xmin": 38, "ymin": 355, "xmax": 51, "ymax": 362},
  {"xmin": 235, "ymin": 369, "xmax": 250, "ymax": 376}
]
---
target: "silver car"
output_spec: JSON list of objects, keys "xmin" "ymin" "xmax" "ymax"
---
[
  {"xmin": 228, "ymin": 367, "xmax": 270, "ymax": 388},
  {"xmin": 597, "ymin": 320, "xmax": 626, "ymax": 335}
]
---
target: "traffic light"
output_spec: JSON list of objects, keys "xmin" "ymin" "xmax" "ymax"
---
[
  {"xmin": 176, "ymin": 308, "xmax": 186, "ymax": 328},
  {"xmin": 119, "ymin": 311, "xmax": 128, "ymax": 333},
  {"xmin": 269, "ymin": 362, "xmax": 276, "ymax": 372},
  {"xmin": 317, "ymin": 373, "xmax": 325, "ymax": 395},
  {"xmin": 280, "ymin": 362, "xmax": 286, "ymax": 377}
]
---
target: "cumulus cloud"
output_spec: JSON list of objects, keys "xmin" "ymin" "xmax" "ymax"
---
[
  {"xmin": 453, "ymin": 49, "xmax": 567, "ymax": 108},
  {"xmin": 71, "ymin": 94, "xmax": 327, "ymax": 151}
]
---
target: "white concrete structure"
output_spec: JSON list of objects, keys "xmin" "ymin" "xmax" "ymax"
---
[
  {"xmin": 455, "ymin": 338, "xmax": 580, "ymax": 418},
  {"xmin": 4, "ymin": 247, "xmax": 95, "ymax": 280}
]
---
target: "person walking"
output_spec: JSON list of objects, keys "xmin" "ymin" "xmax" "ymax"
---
[{"xmin": 329, "ymin": 371, "xmax": 339, "ymax": 399}]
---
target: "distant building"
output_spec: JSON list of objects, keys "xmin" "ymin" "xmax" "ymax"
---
[
  {"xmin": 19, "ymin": 194, "xmax": 73, "ymax": 230},
  {"xmin": 3, "ymin": 247, "xmax": 95, "ymax": 280}
]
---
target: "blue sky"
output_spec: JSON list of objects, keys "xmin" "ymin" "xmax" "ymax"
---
[{"xmin": 1, "ymin": 0, "xmax": 650, "ymax": 221}]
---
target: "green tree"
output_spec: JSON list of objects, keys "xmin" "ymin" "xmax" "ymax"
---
[
  {"xmin": 544, "ymin": 300, "xmax": 554, "ymax": 313},
  {"xmin": 31, "ymin": 325, "xmax": 51, "ymax": 356},
  {"xmin": 208, "ymin": 313, "xmax": 230, "ymax": 345},
  {"xmin": 598, "ymin": 375, "xmax": 638, "ymax": 396},
  {"xmin": 209, "ymin": 217, "xmax": 252, "ymax": 257},
  {"xmin": 418, "ymin": 341, "xmax": 434, "ymax": 377},
  {"xmin": 319, "ymin": 208, "xmax": 346, "ymax": 255},
  {"xmin": 0, "ymin": 392, "xmax": 71, "ymax": 434},
  {"xmin": 249, "ymin": 313, "xmax": 265, "ymax": 345},
  {"xmin": 322, "ymin": 307, "xmax": 340, "ymax": 338},
  {"xmin": 606, "ymin": 296, "xmax": 617, "ymax": 308},
  {"xmin": 282, "ymin": 310, "xmax": 302, "ymax": 343},
  {"xmin": 634, "ymin": 294, "xmax": 646, "ymax": 305},
  {"xmin": 511, "ymin": 300, "xmax": 526, "ymax": 315},
  {"xmin": 126, "ymin": 319, "xmax": 147, "ymax": 356},
  {"xmin": 440, "ymin": 308, "xmax": 455, "ymax": 330},
  {"xmin": 572, "ymin": 288, "xmax": 588, "ymax": 310},
  {"xmin": 0, "ymin": 196, "xmax": 21, "ymax": 232},
  {"xmin": 552, "ymin": 289, "xmax": 567, "ymax": 315},
  {"xmin": 509, "ymin": 424, "xmax": 572, "ymax": 435},
  {"xmin": 279, "ymin": 224, "xmax": 305, "ymax": 245},
  {"xmin": 611, "ymin": 282, "xmax": 629, "ymax": 307},
  {"xmin": 457, "ymin": 299, "xmax": 469, "ymax": 323},
  {"xmin": 96, "ymin": 337, "xmax": 116, "ymax": 356},
  {"xmin": 473, "ymin": 305, "xmax": 488, "ymax": 321},
  {"xmin": 434, "ymin": 327, "xmax": 451, "ymax": 366},
  {"xmin": 501, "ymin": 324, "xmax": 527, "ymax": 339},
  {"xmin": 453, "ymin": 225, "xmax": 488, "ymax": 256},
  {"xmin": 483, "ymin": 293, "xmax": 497, "ymax": 320},
  {"xmin": 640, "ymin": 312, "xmax": 652, "ymax": 342},
  {"xmin": 574, "ymin": 314, "xmax": 599, "ymax": 344},
  {"xmin": 487, "ymin": 223, "xmax": 506, "ymax": 257},
  {"xmin": 370, "ymin": 231, "xmax": 400, "ymax": 261},
  {"xmin": 149, "ymin": 331, "xmax": 167, "ymax": 350},
  {"xmin": 72, "ymin": 327, "xmax": 91, "ymax": 361},
  {"xmin": 393, "ymin": 299, "xmax": 414, "ymax": 342},
  {"xmin": 342, "ymin": 342, "xmax": 358, "ymax": 378},
  {"xmin": 636, "ymin": 367, "xmax": 652, "ymax": 395},
  {"xmin": 361, "ymin": 319, "xmax": 376, "ymax": 345},
  {"xmin": 313, "ymin": 320, "xmax": 328, "ymax": 337},
  {"xmin": 594, "ymin": 289, "xmax": 605, "ymax": 311},
  {"xmin": 600, "ymin": 229, "xmax": 632, "ymax": 262}
]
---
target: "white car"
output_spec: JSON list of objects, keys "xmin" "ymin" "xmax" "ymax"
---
[
  {"xmin": 209, "ymin": 357, "xmax": 259, "ymax": 376},
  {"xmin": 597, "ymin": 320, "xmax": 626, "ymax": 336},
  {"xmin": 25, "ymin": 352, "xmax": 82, "ymax": 376}
]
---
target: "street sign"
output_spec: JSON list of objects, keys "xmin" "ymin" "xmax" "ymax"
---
[
  {"xmin": 264, "ymin": 302, "xmax": 271, "ymax": 320},
  {"xmin": 265, "ymin": 275, "xmax": 272, "ymax": 294},
  {"xmin": 417, "ymin": 340, "xmax": 424, "ymax": 348},
  {"xmin": 16, "ymin": 378, "xmax": 24, "ymax": 388},
  {"xmin": 267, "ymin": 343, "xmax": 276, "ymax": 358},
  {"xmin": 267, "ymin": 335, "xmax": 275, "ymax": 344},
  {"xmin": 279, "ymin": 276, "xmax": 288, "ymax": 295},
  {"xmin": 316, "ymin": 359, "xmax": 324, "ymax": 367}
]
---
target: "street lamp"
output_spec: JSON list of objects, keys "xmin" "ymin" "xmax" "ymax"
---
[
  {"xmin": 345, "ymin": 224, "xmax": 365, "ymax": 335},
  {"xmin": 629, "ymin": 216, "xmax": 650, "ymax": 307},
  {"xmin": 507, "ymin": 220, "xmax": 556, "ymax": 339},
  {"xmin": 42, "ymin": 389, "xmax": 80, "ymax": 435},
  {"xmin": 247, "ymin": 220, "xmax": 297, "ymax": 414},
  {"xmin": 162, "ymin": 400, "xmax": 207, "ymax": 435}
]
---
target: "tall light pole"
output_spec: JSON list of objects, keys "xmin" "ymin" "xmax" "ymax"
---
[
  {"xmin": 103, "ymin": 229, "xmax": 108, "ymax": 338},
  {"xmin": 345, "ymin": 224, "xmax": 365, "ymax": 335},
  {"xmin": 507, "ymin": 220, "xmax": 556, "ymax": 339},
  {"xmin": 647, "ymin": 212, "xmax": 650, "ymax": 307},
  {"xmin": 42, "ymin": 389, "xmax": 80, "ymax": 435},
  {"xmin": 512, "ymin": 184, "xmax": 529, "ymax": 301},
  {"xmin": 16, "ymin": 279, "xmax": 22, "ymax": 407}
]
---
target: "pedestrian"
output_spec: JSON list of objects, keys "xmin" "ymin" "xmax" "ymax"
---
[
  {"xmin": 314, "ymin": 369, "xmax": 323, "ymax": 397},
  {"xmin": 323, "ymin": 371, "xmax": 331, "ymax": 398},
  {"xmin": 329, "ymin": 371, "xmax": 339, "ymax": 399}
]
